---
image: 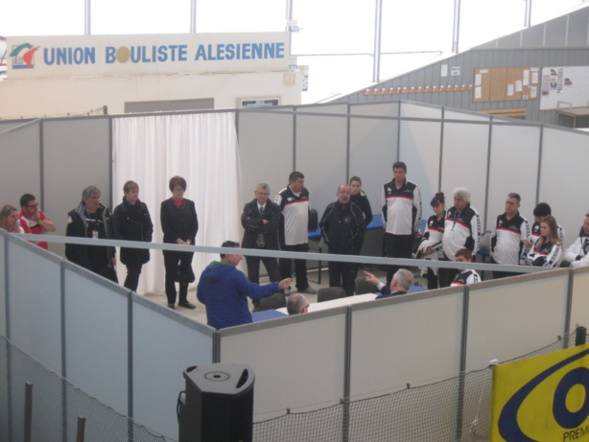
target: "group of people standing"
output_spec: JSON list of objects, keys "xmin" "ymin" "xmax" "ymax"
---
[{"xmin": 3, "ymin": 162, "xmax": 588, "ymax": 321}]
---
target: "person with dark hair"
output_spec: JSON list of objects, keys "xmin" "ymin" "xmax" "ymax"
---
[
  {"xmin": 381, "ymin": 161, "xmax": 422, "ymax": 286},
  {"xmin": 275, "ymin": 171, "xmax": 316, "ymax": 294},
  {"xmin": 417, "ymin": 192, "xmax": 446, "ymax": 289},
  {"xmin": 197, "ymin": 241, "xmax": 292, "ymax": 329},
  {"xmin": 490, "ymin": 192, "xmax": 530, "ymax": 279},
  {"xmin": 450, "ymin": 248, "xmax": 481, "ymax": 286},
  {"xmin": 65, "ymin": 185, "xmax": 118, "ymax": 283},
  {"xmin": 563, "ymin": 214, "xmax": 589, "ymax": 268},
  {"xmin": 349, "ymin": 176, "xmax": 373, "ymax": 230},
  {"xmin": 441, "ymin": 187, "xmax": 481, "ymax": 287},
  {"xmin": 18, "ymin": 193, "xmax": 56, "ymax": 249},
  {"xmin": 112, "ymin": 180, "xmax": 153, "ymax": 291},
  {"xmin": 526, "ymin": 215, "xmax": 563, "ymax": 267},
  {"xmin": 320, "ymin": 184, "xmax": 366, "ymax": 296},
  {"xmin": 527, "ymin": 202, "xmax": 564, "ymax": 248},
  {"xmin": 160, "ymin": 176, "xmax": 198, "ymax": 309}
]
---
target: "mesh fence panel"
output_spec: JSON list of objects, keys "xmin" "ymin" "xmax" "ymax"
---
[
  {"xmin": 1, "ymin": 335, "xmax": 170, "ymax": 442},
  {"xmin": 253, "ymin": 331, "xmax": 583, "ymax": 442}
]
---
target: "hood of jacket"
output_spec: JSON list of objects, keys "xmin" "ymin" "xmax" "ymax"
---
[{"xmin": 200, "ymin": 261, "xmax": 236, "ymax": 283}]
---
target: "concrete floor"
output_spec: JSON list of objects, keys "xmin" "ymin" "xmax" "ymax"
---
[{"xmin": 143, "ymin": 265, "xmax": 426, "ymax": 325}]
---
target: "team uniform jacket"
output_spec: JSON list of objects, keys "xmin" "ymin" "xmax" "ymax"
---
[
  {"xmin": 421, "ymin": 213, "xmax": 445, "ymax": 259},
  {"xmin": 350, "ymin": 191, "xmax": 373, "ymax": 226},
  {"xmin": 381, "ymin": 179, "xmax": 422, "ymax": 235},
  {"xmin": 450, "ymin": 269, "xmax": 481, "ymax": 286},
  {"xmin": 442, "ymin": 204, "xmax": 481, "ymax": 261},
  {"xmin": 530, "ymin": 221, "xmax": 564, "ymax": 246},
  {"xmin": 564, "ymin": 236, "xmax": 589, "ymax": 268},
  {"xmin": 275, "ymin": 186, "xmax": 310, "ymax": 246},
  {"xmin": 490, "ymin": 212, "xmax": 530, "ymax": 265},
  {"xmin": 18, "ymin": 209, "xmax": 49, "ymax": 250},
  {"xmin": 319, "ymin": 201, "xmax": 366, "ymax": 254},
  {"xmin": 526, "ymin": 240, "xmax": 563, "ymax": 267}
]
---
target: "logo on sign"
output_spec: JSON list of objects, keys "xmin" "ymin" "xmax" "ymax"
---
[{"xmin": 10, "ymin": 43, "xmax": 40, "ymax": 69}]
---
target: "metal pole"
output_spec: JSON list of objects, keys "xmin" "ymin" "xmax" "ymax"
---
[
  {"xmin": 84, "ymin": 0, "xmax": 91, "ymax": 35},
  {"xmin": 190, "ymin": 0, "xmax": 197, "ymax": 33},
  {"xmin": 452, "ymin": 0, "xmax": 461, "ymax": 53},
  {"xmin": 24, "ymin": 382, "xmax": 33, "ymax": 442},
  {"xmin": 524, "ymin": 0, "xmax": 532, "ymax": 27},
  {"xmin": 373, "ymin": 0, "xmax": 383, "ymax": 83}
]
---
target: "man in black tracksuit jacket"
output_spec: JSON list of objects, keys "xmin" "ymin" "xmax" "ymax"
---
[{"xmin": 320, "ymin": 184, "xmax": 366, "ymax": 296}]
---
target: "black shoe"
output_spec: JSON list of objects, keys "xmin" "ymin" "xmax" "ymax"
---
[
  {"xmin": 179, "ymin": 301, "xmax": 196, "ymax": 309},
  {"xmin": 168, "ymin": 303, "xmax": 175, "ymax": 309}
]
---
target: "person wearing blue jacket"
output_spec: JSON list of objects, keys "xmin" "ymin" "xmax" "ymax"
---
[{"xmin": 197, "ymin": 241, "xmax": 292, "ymax": 329}]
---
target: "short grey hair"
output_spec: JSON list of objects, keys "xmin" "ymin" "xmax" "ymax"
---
[
  {"xmin": 256, "ymin": 183, "xmax": 270, "ymax": 192},
  {"xmin": 82, "ymin": 185, "xmax": 100, "ymax": 200},
  {"xmin": 287, "ymin": 294, "xmax": 308, "ymax": 315},
  {"xmin": 392, "ymin": 269, "xmax": 414, "ymax": 291},
  {"xmin": 507, "ymin": 192, "xmax": 521, "ymax": 204},
  {"xmin": 453, "ymin": 187, "xmax": 471, "ymax": 203}
]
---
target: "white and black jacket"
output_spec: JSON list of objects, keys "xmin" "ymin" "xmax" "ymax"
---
[{"xmin": 442, "ymin": 204, "xmax": 481, "ymax": 261}]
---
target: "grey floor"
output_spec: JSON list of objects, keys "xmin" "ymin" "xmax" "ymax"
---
[{"xmin": 143, "ymin": 265, "xmax": 426, "ymax": 325}]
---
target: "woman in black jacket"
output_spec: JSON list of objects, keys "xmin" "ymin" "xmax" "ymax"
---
[
  {"xmin": 112, "ymin": 181, "xmax": 153, "ymax": 291},
  {"xmin": 160, "ymin": 176, "xmax": 198, "ymax": 309},
  {"xmin": 349, "ymin": 176, "xmax": 373, "ymax": 256}
]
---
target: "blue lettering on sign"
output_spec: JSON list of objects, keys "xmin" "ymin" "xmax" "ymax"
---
[
  {"xmin": 192, "ymin": 42, "xmax": 284, "ymax": 61},
  {"xmin": 105, "ymin": 47, "xmax": 116, "ymax": 63},
  {"xmin": 43, "ymin": 47, "xmax": 96, "ymax": 65}
]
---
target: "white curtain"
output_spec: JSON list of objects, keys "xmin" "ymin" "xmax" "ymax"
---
[{"xmin": 112, "ymin": 112, "xmax": 241, "ymax": 295}]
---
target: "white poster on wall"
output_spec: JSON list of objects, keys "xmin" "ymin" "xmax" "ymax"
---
[{"xmin": 540, "ymin": 66, "xmax": 589, "ymax": 110}]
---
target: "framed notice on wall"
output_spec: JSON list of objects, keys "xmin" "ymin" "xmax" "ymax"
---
[
  {"xmin": 473, "ymin": 67, "xmax": 539, "ymax": 103},
  {"xmin": 540, "ymin": 66, "xmax": 589, "ymax": 110}
]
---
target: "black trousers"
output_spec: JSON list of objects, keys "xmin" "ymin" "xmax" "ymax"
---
[
  {"xmin": 327, "ymin": 255, "xmax": 356, "ymax": 296},
  {"xmin": 247, "ymin": 252, "xmax": 281, "ymax": 307},
  {"xmin": 90, "ymin": 262, "xmax": 118, "ymax": 284},
  {"xmin": 426, "ymin": 268, "xmax": 440, "ymax": 290},
  {"xmin": 279, "ymin": 243, "xmax": 309, "ymax": 291},
  {"xmin": 384, "ymin": 233, "xmax": 414, "ymax": 285},
  {"xmin": 438, "ymin": 256, "xmax": 458, "ymax": 288},
  {"xmin": 163, "ymin": 250, "xmax": 194, "ymax": 304},
  {"xmin": 124, "ymin": 264, "xmax": 143, "ymax": 292}
]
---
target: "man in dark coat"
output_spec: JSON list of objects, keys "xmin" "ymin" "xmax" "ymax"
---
[{"xmin": 66, "ymin": 185, "xmax": 118, "ymax": 283}]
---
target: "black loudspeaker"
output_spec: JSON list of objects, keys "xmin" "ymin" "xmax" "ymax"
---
[{"xmin": 178, "ymin": 363, "xmax": 255, "ymax": 442}]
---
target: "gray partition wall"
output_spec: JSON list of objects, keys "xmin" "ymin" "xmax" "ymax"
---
[
  {"xmin": 349, "ymin": 102, "xmax": 400, "ymax": 215},
  {"xmin": 0, "ymin": 120, "xmax": 42, "ymax": 213},
  {"xmin": 42, "ymin": 117, "xmax": 112, "ymax": 256},
  {"xmin": 1, "ymin": 232, "xmax": 214, "ymax": 440},
  {"xmin": 295, "ymin": 103, "xmax": 349, "ymax": 214}
]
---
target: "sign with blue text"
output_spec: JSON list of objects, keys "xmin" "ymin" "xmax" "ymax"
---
[{"xmin": 7, "ymin": 32, "xmax": 290, "ymax": 79}]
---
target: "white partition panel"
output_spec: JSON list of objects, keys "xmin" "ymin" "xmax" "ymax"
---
[
  {"xmin": 349, "ymin": 103, "xmax": 399, "ymax": 215},
  {"xmin": 466, "ymin": 271, "xmax": 569, "ymax": 371},
  {"xmin": 487, "ymin": 123, "xmax": 541, "ymax": 230},
  {"xmin": 441, "ymin": 112, "xmax": 490, "ymax": 223},
  {"xmin": 7, "ymin": 238, "xmax": 62, "ymax": 373},
  {"xmin": 0, "ymin": 233, "xmax": 5, "ymax": 336},
  {"xmin": 220, "ymin": 310, "xmax": 347, "ymax": 419},
  {"xmin": 238, "ymin": 109, "xmax": 294, "ymax": 208},
  {"xmin": 539, "ymin": 128, "xmax": 589, "ymax": 249},
  {"xmin": 296, "ymin": 105, "xmax": 348, "ymax": 216},
  {"xmin": 64, "ymin": 266, "xmax": 129, "ymax": 414},
  {"xmin": 350, "ymin": 289, "xmax": 463, "ymax": 398},
  {"xmin": 399, "ymin": 103, "xmax": 442, "ymax": 212},
  {"xmin": 570, "ymin": 267, "xmax": 589, "ymax": 333},
  {"xmin": 132, "ymin": 297, "xmax": 214, "ymax": 439}
]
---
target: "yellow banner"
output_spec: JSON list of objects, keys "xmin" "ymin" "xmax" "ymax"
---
[{"xmin": 490, "ymin": 344, "xmax": 589, "ymax": 441}]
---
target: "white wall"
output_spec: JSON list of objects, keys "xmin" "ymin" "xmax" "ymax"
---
[{"xmin": 0, "ymin": 71, "xmax": 301, "ymax": 118}]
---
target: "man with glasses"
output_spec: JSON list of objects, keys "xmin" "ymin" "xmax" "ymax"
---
[{"xmin": 18, "ymin": 193, "xmax": 56, "ymax": 250}]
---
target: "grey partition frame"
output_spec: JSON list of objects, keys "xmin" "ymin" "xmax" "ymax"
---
[{"xmin": 0, "ymin": 231, "xmax": 214, "ymax": 440}]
